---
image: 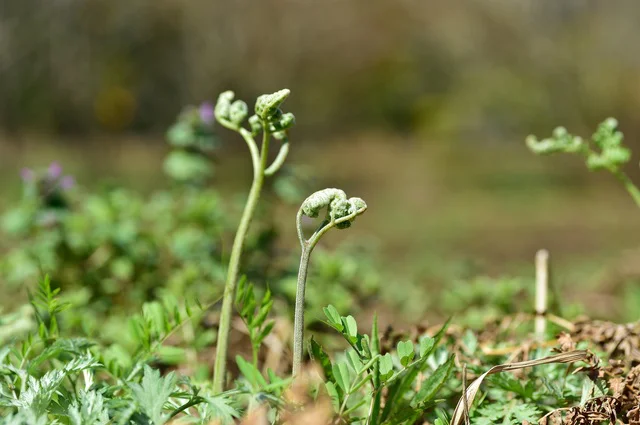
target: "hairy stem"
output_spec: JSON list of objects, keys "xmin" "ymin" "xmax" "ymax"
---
[
  {"xmin": 292, "ymin": 244, "xmax": 312, "ymax": 375},
  {"xmin": 264, "ymin": 139, "xmax": 289, "ymax": 176},
  {"xmin": 213, "ymin": 130, "xmax": 270, "ymax": 394},
  {"xmin": 291, "ymin": 198, "xmax": 367, "ymax": 376},
  {"xmin": 239, "ymin": 128, "xmax": 260, "ymax": 176}
]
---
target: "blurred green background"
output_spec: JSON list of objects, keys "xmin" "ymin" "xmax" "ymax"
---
[{"xmin": 2, "ymin": 0, "xmax": 640, "ymax": 323}]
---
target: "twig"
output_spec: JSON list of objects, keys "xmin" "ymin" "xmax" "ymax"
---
[{"xmin": 535, "ymin": 249, "xmax": 549, "ymax": 342}]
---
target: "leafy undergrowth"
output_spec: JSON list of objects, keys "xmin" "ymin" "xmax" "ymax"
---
[{"xmin": 1, "ymin": 275, "xmax": 640, "ymax": 424}]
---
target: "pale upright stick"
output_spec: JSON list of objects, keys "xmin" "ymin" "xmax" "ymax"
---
[{"xmin": 535, "ymin": 249, "xmax": 549, "ymax": 341}]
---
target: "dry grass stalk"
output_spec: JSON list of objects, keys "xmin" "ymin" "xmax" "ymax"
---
[{"xmin": 450, "ymin": 350, "xmax": 593, "ymax": 425}]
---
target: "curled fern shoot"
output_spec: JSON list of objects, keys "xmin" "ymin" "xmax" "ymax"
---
[
  {"xmin": 213, "ymin": 89, "xmax": 294, "ymax": 394},
  {"xmin": 292, "ymin": 188, "xmax": 367, "ymax": 375}
]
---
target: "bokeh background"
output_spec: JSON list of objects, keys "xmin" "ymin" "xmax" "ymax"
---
[{"xmin": 2, "ymin": 0, "xmax": 640, "ymax": 324}]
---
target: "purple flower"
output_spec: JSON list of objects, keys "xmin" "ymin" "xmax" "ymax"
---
[
  {"xmin": 20, "ymin": 168, "xmax": 35, "ymax": 182},
  {"xmin": 199, "ymin": 102, "xmax": 215, "ymax": 125},
  {"xmin": 48, "ymin": 162, "xmax": 62, "ymax": 179},
  {"xmin": 60, "ymin": 175, "xmax": 75, "ymax": 190}
]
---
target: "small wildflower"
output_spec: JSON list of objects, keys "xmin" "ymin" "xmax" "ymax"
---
[
  {"xmin": 199, "ymin": 102, "xmax": 215, "ymax": 125},
  {"xmin": 60, "ymin": 175, "xmax": 75, "ymax": 190},
  {"xmin": 48, "ymin": 162, "xmax": 62, "ymax": 179}
]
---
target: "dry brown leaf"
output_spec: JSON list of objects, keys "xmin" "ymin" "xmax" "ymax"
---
[
  {"xmin": 557, "ymin": 332, "xmax": 576, "ymax": 353},
  {"xmin": 572, "ymin": 320, "xmax": 640, "ymax": 364}
]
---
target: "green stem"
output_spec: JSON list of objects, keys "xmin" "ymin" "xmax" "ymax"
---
[
  {"xmin": 292, "ymin": 208, "xmax": 333, "ymax": 375},
  {"xmin": 213, "ymin": 130, "xmax": 270, "ymax": 394},
  {"xmin": 252, "ymin": 341, "xmax": 259, "ymax": 368},
  {"xmin": 264, "ymin": 139, "xmax": 289, "ymax": 176},
  {"xmin": 612, "ymin": 169, "xmax": 640, "ymax": 207},
  {"xmin": 292, "ymin": 244, "xmax": 312, "ymax": 375},
  {"xmin": 291, "ymin": 201, "xmax": 367, "ymax": 376}
]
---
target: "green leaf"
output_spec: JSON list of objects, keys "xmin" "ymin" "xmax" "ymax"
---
[
  {"xmin": 344, "ymin": 315, "xmax": 358, "ymax": 343},
  {"xmin": 157, "ymin": 346, "xmax": 186, "ymax": 365},
  {"xmin": 323, "ymin": 305, "xmax": 343, "ymax": 332},
  {"xmin": 379, "ymin": 353, "xmax": 394, "ymax": 381},
  {"xmin": 325, "ymin": 382, "xmax": 341, "ymax": 412},
  {"xmin": 254, "ymin": 290, "xmax": 273, "ymax": 328},
  {"xmin": 358, "ymin": 334, "xmax": 372, "ymax": 359},
  {"xmin": 419, "ymin": 336, "xmax": 435, "ymax": 359},
  {"xmin": 397, "ymin": 340, "xmax": 415, "ymax": 367},
  {"xmin": 69, "ymin": 390, "xmax": 110, "ymax": 425},
  {"xmin": 235, "ymin": 355, "xmax": 267, "ymax": 390},
  {"xmin": 163, "ymin": 151, "xmax": 213, "ymax": 183},
  {"xmin": 411, "ymin": 354, "xmax": 455, "ymax": 407},
  {"xmin": 16, "ymin": 370, "xmax": 66, "ymax": 415},
  {"xmin": 256, "ymin": 320, "xmax": 275, "ymax": 344},
  {"xmin": 346, "ymin": 349, "xmax": 364, "ymax": 373},
  {"xmin": 129, "ymin": 365, "xmax": 176, "ymax": 425},
  {"xmin": 234, "ymin": 276, "xmax": 248, "ymax": 307},
  {"xmin": 238, "ymin": 281, "xmax": 256, "ymax": 321},
  {"xmin": 512, "ymin": 403, "xmax": 542, "ymax": 423},
  {"xmin": 332, "ymin": 360, "xmax": 351, "ymax": 393},
  {"xmin": 167, "ymin": 121, "xmax": 195, "ymax": 147},
  {"xmin": 204, "ymin": 394, "xmax": 240, "ymax": 425},
  {"xmin": 309, "ymin": 337, "xmax": 335, "ymax": 383}
]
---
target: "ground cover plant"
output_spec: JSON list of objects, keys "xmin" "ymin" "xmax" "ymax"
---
[{"xmin": 1, "ymin": 89, "xmax": 640, "ymax": 424}]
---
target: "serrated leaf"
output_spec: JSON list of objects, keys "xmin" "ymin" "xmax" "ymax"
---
[
  {"xmin": 129, "ymin": 365, "xmax": 176, "ymax": 425},
  {"xmin": 204, "ymin": 394, "xmax": 240, "ymax": 425},
  {"xmin": 14, "ymin": 370, "xmax": 66, "ymax": 415},
  {"xmin": 69, "ymin": 390, "xmax": 110, "ymax": 425}
]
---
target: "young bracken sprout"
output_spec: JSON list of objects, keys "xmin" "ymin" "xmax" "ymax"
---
[
  {"xmin": 526, "ymin": 118, "xmax": 640, "ymax": 207},
  {"xmin": 293, "ymin": 188, "xmax": 367, "ymax": 375},
  {"xmin": 213, "ymin": 89, "xmax": 294, "ymax": 393}
]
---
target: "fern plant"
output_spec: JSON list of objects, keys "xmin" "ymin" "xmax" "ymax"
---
[
  {"xmin": 293, "ymin": 188, "xmax": 367, "ymax": 375},
  {"xmin": 213, "ymin": 89, "xmax": 294, "ymax": 393},
  {"xmin": 527, "ymin": 117, "xmax": 640, "ymax": 206}
]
